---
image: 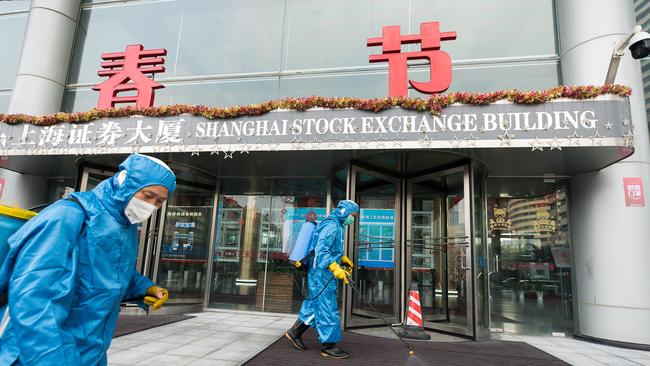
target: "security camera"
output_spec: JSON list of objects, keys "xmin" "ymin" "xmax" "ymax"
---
[
  {"xmin": 628, "ymin": 31, "xmax": 650, "ymax": 59},
  {"xmin": 606, "ymin": 25, "xmax": 650, "ymax": 84}
]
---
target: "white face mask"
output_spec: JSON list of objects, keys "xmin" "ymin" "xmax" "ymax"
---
[{"xmin": 124, "ymin": 196, "xmax": 158, "ymax": 224}]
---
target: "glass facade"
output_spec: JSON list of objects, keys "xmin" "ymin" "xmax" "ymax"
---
[
  {"xmin": 72, "ymin": 147, "xmax": 574, "ymax": 338},
  {"xmin": 156, "ymin": 182, "xmax": 215, "ymax": 305},
  {"xmin": 209, "ymin": 178, "xmax": 327, "ymax": 313},
  {"xmin": 3, "ymin": 0, "xmax": 584, "ymax": 340},
  {"xmin": 63, "ymin": 0, "xmax": 559, "ymax": 112},
  {"xmin": 407, "ymin": 167, "xmax": 474, "ymax": 336},
  {"xmin": 472, "ymin": 164, "xmax": 490, "ymax": 339},
  {"xmin": 487, "ymin": 186, "xmax": 574, "ymax": 335},
  {"xmin": 0, "ymin": 1, "xmax": 30, "ymax": 113},
  {"xmin": 351, "ymin": 169, "xmax": 399, "ymax": 324}
]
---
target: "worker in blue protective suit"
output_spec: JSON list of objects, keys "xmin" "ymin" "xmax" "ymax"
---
[
  {"xmin": 286, "ymin": 200, "xmax": 359, "ymax": 359},
  {"xmin": 0, "ymin": 153, "xmax": 176, "ymax": 366}
]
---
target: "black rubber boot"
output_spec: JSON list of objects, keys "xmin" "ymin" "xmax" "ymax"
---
[
  {"xmin": 285, "ymin": 320, "xmax": 310, "ymax": 351},
  {"xmin": 320, "ymin": 343, "xmax": 350, "ymax": 359}
]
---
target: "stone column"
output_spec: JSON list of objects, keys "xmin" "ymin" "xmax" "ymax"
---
[
  {"xmin": 558, "ymin": 0, "xmax": 650, "ymax": 345},
  {"xmin": 8, "ymin": 0, "xmax": 81, "ymax": 115}
]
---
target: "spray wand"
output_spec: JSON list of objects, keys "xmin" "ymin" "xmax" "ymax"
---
[{"xmin": 346, "ymin": 274, "xmax": 425, "ymax": 365}]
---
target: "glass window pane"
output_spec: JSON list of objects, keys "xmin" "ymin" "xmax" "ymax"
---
[
  {"xmin": 353, "ymin": 171, "xmax": 398, "ymax": 323},
  {"xmin": 284, "ymin": 0, "xmax": 409, "ymax": 70},
  {"xmin": 157, "ymin": 183, "xmax": 215, "ymax": 304},
  {"xmin": 70, "ymin": 0, "xmax": 284, "ymax": 85},
  {"xmin": 0, "ymin": 92, "xmax": 10, "ymax": 114},
  {"xmin": 0, "ymin": 2, "xmax": 31, "ymax": 13},
  {"xmin": 473, "ymin": 166, "xmax": 489, "ymax": 337},
  {"xmin": 63, "ymin": 78, "xmax": 280, "ymax": 112},
  {"xmin": 0, "ymin": 12, "xmax": 28, "ymax": 90},
  {"xmin": 411, "ymin": 0, "xmax": 557, "ymax": 59},
  {"xmin": 173, "ymin": 1, "xmax": 284, "ymax": 77},
  {"xmin": 410, "ymin": 62, "xmax": 559, "ymax": 96},
  {"xmin": 69, "ymin": 1, "xmax": 184, "ymax": 85},
  {"xmin": 210, "ymin": 178, "xmax": 326, "ymax": 313},
  {"xmin": 487, "ymin": 183, "xmax": 574, "ymax": 335},
  {"xmin": 285, "ymin": 0, "xmax": 556, "ymax": 71},
  {"xmin": 210, "ymin": 194, "xmax": 269, "ymax": 311},
  {"xmin": 280, "ymin": 72, "xmax": 389, "ymax": 99},
  {"xmin": 160, "ymin": 79, "xmax": 280, "ymax": 107}
]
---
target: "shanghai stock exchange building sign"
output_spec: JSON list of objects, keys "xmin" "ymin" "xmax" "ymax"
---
[{"xmin": 0, "ymin": 96, "xmax": 632, "ymax": 156}]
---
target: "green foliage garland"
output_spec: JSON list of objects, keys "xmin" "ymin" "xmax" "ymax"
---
[{"xmin": 0, "ymin": 84, "xmax": 631, "ymax": 126}]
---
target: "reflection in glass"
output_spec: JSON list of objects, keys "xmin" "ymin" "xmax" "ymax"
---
[
  {"xmin": 410, "ymin": 183, "xmax": 445, "ymax": 321},
  {"xmin": 488, "ymin": 187, "xmax": 574, "ymax": 335},
  {"xmin": 410, "ymin": 62, "xmax": 560, "ymax": 96},
  {"xmin": 212, "ymin": 194, "xmax": 269, "ymax": 311},
  {"xmin": 352, "ymin": 171, "xmax": 397, "ymax": 322},
  {"xmin": 69, "ymin": 0, "xmax": 284, "ymax": 85},
  {"xmin": 157, "ymin": 183, "xmax": 214, "ymax": 304},
  {"xmin": 0, "ymin": 12, "xmax": 29, "ymax": 90},
  {"xmin": 410, "ymin": 0, "xmax": 557, "ymax": 60},
  {"xmin": 209, "ymin": 178, "xmax": 326, "ymax": 313},
  {"xmin": 408, "ymin": 169, "xmax": 469, "ymax": 332},
  {"xmin": 64, "ymin": 78, "xmax": 281, "ymax": 113},
  {"xmin": 445, "ymin": 176, "xmax": 467, "ymax": 326},
  {"xmin": 472, "ymin": 166, "xmax": 489, "ymax": 337},
  {"xmin": 65, "ymin": 0, "xmax": 559, "ymax": 111},
  {"xmin": 0, "ymin": 93, "xmax": 9, "ymax": 114}
]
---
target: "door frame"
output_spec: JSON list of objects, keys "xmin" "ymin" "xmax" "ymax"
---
[
  {"xmin": 345, "ymin": 164, "xmax": 402, "ymax": 327},
  {"xmin": 405, "ymin": 164, "xmax": 474, "ymax": 337}
]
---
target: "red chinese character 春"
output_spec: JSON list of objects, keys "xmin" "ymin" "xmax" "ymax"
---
[
  {"xmin": 93, "ymin": 44, "xmax": 167, "ymax": 109},
  {"xmin": 368, "ymin": 22, "xmax": 456, "ymax": 97}
]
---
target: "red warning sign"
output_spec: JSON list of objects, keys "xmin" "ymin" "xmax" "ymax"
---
[{"xmin": 623, "ymin": 177, "xmax": 644, "ymax": 207}]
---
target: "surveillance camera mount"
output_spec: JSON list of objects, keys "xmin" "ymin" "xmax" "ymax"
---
[{"xmin": 605, "ymin": 25, "xmax": 643, "ymax": 85}]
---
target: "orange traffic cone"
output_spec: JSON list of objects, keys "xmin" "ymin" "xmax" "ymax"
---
[{"xmin": 399, "ymin": 282, "xmax": 431, "ymax": 340}]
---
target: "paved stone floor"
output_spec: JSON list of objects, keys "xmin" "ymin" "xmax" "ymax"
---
[
  {"xmin": 108, "ymin": 310, "xmax": 295, "ymax": 365},
  {"xmin": 493, "ymin": 334, "xmax": 650, "ymax": 366},
  {"xmin": 107, "ymin": 310, "xmax": 650, "ymax": 366}
]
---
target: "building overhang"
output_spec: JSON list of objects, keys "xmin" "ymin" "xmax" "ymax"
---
[{"xmin": 0, "ymin": 91, "xmax": 635, "ymax": 179}]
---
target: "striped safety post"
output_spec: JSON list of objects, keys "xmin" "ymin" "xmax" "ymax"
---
[{"xmin": 399, "ymin": 282, "xmax": 431, "ymax": 340}]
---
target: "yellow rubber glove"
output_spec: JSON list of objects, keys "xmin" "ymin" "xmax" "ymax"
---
[
  {"xmin": 341, "ymin": 255, "xmax": 354, "ymax": 277},
  {"xmin": 341, "ymin": 255, "xmax": 354, "ymax": 269},
  {"xmin": 328, "ymin": 262, "xmax": 349, "ymax": 284},
  {"xmin": 144, "ymin": 286, "xmax": 169, "ymax": 310}
]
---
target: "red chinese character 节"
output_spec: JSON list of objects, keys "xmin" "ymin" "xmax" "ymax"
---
[
  {"xmin": 93, "ymin": 44, "xmax": 167, "ymax": 109},
  {"xmin": 368, "ymin": 22, "xmax": 456, "ymax": 97}
]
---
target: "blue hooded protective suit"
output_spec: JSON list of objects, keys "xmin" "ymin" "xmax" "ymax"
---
[
  {"xmin": 0, "ymin": 154, "xmax": 176, "ymax": 366},
  {"xmin": 297, "ymin": 200, "xmax": 359, "ymax": 344}
]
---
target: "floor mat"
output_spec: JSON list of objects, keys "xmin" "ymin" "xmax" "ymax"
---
[
  {"xmin": 244, "ymin": 331, "xmax": 570, "ymax": 366},
  {"xmin": 113, "ymin": 314, "xmax": 194, "ymax": 338}
]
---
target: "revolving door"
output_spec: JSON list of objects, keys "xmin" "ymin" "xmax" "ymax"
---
[{"xmin": 344, "ymin": 156, "xmax": 488, "ymax": 339}]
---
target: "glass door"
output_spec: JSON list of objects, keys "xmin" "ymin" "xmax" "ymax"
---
[
  {"xmin": 347, "ymin": 165, "xmax": 400, "ymax": 326},
  {"xmin": 406, "ymin": 166, "xmax": 474, "ymax": 337},
  {"xmin": 487, "ymin": 187, "xmax": 574, "ymax": 335},
  {"xmin": 154, "ymin": 182, "xmax": 215, "ymax": 305},
  {"xmin": 208, "ymin": 178, "xmax": 327, "ymax": 313},
  {"xmin": 210, "ymin": 193, "xmax": 271, "ymax": 310}
]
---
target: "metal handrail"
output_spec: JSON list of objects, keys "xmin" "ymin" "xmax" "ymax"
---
[{"xmin": 407, "ymin": 235, "xmax": 469, "ymax": 241}]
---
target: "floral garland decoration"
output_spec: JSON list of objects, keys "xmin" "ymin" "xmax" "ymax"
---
[{"xmin": 0, "ymin": 84, "xmax": 631, "ymax": 126}]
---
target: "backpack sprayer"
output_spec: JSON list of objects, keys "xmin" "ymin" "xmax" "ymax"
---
[
  {"xmin": 288, "ymin": 219, "xmax": 338, "ymax": 301},
  {"xmin": 290, "ymin": 214, "xmax": 422, "ymax": 365},
  {"xmin": 288, "ymin": 220, "xmax": 317, "ymax": 270}
]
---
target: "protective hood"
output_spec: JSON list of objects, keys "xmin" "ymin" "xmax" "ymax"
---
[
  {"xmin": 92, "ymin": 154, "xmax": 176, "ymax": 226},
  {"xmin": 328, "ymin": 200, "xmax": 359, "ymax": 224}
]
